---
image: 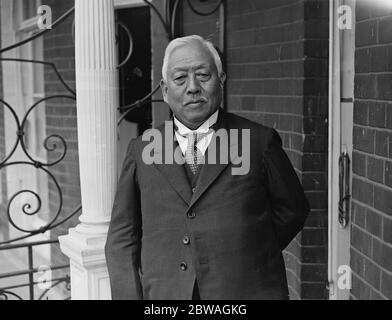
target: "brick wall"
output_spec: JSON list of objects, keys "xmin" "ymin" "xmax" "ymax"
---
[
  {"xmin": 178, "ymin": 0, "xmax": 330, "ymax": 300},
  {"xmin": 351, "ymin": 0, "xmax": 392, "ymax": 300},
  {"xmin": 43, "ymin": 0, "xmax": 79, "ymax": 275}
]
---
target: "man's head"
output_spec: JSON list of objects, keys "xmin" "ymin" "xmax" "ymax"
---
[{"xmin": 160, "ymin": 35, "xmax": 226, "ymax": 130}]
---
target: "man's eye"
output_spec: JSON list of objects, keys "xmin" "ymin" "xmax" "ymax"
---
[
  {"xmin": 174, "ymin": 75, "xmax": 186, "ymax": 82},
  {"xmin": 197, "ymin": 73, "xmax": 210, "ymax": 81}
]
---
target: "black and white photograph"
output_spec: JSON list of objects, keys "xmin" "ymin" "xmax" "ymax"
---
[{"xmin": 0, "ymin": 0, "xmax": 391, "ymax": 306}]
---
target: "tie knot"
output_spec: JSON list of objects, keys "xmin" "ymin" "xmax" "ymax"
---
[{"xmin": 186, "ymin": 131, "xmax": 211, "ymax": 145}]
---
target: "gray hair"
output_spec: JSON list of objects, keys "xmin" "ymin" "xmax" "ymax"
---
[{"xmin": 161, "ymin": 35, "xmax": 223, "ymax": 82}]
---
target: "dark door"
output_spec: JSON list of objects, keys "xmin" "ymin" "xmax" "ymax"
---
[{"xmin": 116, "ymin": 6, "xmax": 152, "ymax": 135}]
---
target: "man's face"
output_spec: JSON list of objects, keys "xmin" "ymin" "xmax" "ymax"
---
[{"xmin": 161, "ymin": 41, "xmax": 225, "ymax": 129}]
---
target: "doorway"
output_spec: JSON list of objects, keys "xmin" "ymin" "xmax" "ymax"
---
[{"xmin": 115, "ymin": 3, "xmax": 152, "ymax": 169}]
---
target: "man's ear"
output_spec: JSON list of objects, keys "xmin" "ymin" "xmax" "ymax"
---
[
  {"xmin": 160, "ymin": 79, "xmax": 168, "ymax": 103},
  {"xmin": 220, "ymin": 72, "xmax": 226, "ymax": 87}
]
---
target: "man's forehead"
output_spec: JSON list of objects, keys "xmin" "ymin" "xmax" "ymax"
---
[{"xmin": 171, "ymin": 63, "xmax": 210, "ymax": 72}]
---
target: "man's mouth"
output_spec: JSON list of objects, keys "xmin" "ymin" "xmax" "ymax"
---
[{"xmin": 185, "ymin": 100, "xmax": 206, "ymax": 106}]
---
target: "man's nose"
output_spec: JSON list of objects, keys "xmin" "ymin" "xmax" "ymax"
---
[{"xmin": 186, "ymin": 75, "xmax": 201, "ymax": 95}]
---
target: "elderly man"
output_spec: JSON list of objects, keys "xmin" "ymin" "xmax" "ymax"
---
[{"xmin": 105, "ymin": 35, "xmax": 310, "ymax": 300}]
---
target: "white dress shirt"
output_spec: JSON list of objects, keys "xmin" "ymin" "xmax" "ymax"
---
[{"xmin": 174, "ymin": 109, "xmax": 219, "ymax": 157}]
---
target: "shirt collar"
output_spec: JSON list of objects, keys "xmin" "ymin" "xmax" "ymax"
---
[{"xmin": 174, "ymin": 109, "xmax": 219, "ymax": 135}]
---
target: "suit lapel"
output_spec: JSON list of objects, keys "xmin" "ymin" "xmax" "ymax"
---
[
  {"xmin": 153, "ymin": 121, "xmax": 192, "ymax": 206},
  {"xmin": 189, "ymin": 109, "xmax": 237, "ymax": 209},
  {"xmin": 151, "ymin": 110, "xmax": 241, "ymax": 209}
]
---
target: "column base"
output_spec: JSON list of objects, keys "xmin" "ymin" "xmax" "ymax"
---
[{"xmin": 59, "ymin": 226, "xmax": 111, "ymax": 300}]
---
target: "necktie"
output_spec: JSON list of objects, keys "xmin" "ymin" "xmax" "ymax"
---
[{"xmin": 185, "ymin": 132, "xmax": 210, "ymax": 174}]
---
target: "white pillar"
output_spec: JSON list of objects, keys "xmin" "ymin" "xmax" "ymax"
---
[{"xmin": 59, "ymin": 0, "xmax": 118, "ymax": 300}]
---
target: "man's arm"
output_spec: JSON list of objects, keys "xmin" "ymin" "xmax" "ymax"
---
[
  {"xmin": 263, "ymin": 128, "xmax": 310, "ymax": 250},
  {"xmin": 105, "ymin": 140, "xmax": 143, "ymax": 300}
]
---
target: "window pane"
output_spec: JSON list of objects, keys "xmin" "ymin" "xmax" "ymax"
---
[
  {"xmin": 34, "ymin": 98, "xmax": 46, "ymax": 159},
  {"xmin": 37, "ymin": 167, "xmax": 49, "ymax": 221},
  {"xmin": 20, "ymin": 42, "xmax": 32, "ymax": 96},
  {"xmin": 24, "ymin": 119, "xmax": 31, "ymax": 150},
  {"xmin": 33, "ymin": 38, "xmax": 44, "ymax": 94}
]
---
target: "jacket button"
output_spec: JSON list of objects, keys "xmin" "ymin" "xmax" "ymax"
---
[
  {"xmin": 180, "ymin": 262, "xmax": 187, "ymax": 271},
  {"xmin": 192, "ymin": 188, "xmax": 196, "ymax": 193},
  {"xmin": 182, "ymin": 236, "xmax": 190, "ymax": 245},
  {"xmin": 187, "ymin": 212, "xmax": 196, "ymax": 219}
]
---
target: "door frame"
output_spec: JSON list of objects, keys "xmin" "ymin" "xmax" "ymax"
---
[
  {"xmin": 114, "ymin": 0, "xmax": 149, "ymax": 9},
  {"xmin": 328, "ymin": 0, "xmax": 355, "ymax": 300},
  {"xmin": 114, "ymin": 0, "xmax": 156, "ymax": 173}
]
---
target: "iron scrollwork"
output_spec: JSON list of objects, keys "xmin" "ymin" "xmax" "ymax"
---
[{"xmin": 0, "ymin": 10, "xmax": 79, "ymax": 245}]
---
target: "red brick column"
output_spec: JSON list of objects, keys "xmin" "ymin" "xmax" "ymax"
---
[
  {"xmin": 42, "ymin": 0, "xmax": 78, "ymax": 290},
  {"xmin": 43, "ymin": 0, "xmax": 79, "ymax": 236}
]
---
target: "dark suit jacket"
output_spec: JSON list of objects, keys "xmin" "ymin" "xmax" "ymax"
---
[{"xmin": 105, "ymin": 109, "xmax": 310, "ymax": 300}]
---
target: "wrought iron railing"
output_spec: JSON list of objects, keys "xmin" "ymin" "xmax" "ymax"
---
[
  {"xmin": 0, "ymin": 0, "xmax": 226, "ymax": 300},
  {"xmin": 0, "ymin": 240, "xmax": 70, "ymax": 300}
]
